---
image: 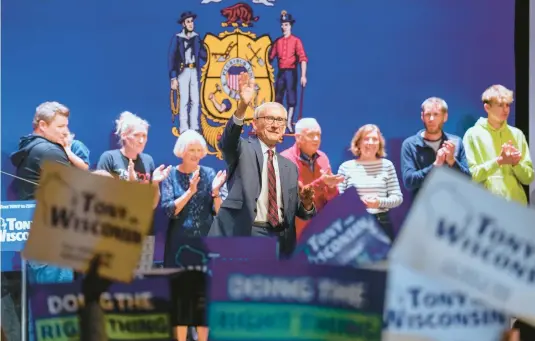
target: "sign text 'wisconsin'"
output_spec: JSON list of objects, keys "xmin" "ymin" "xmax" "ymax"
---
[
  {"xmin": 391, "ymin": 167, "xmax": 535, "ymax": 323},
  {"xmin": 23, "ymin": 162, "xmax": 155, "ymax": 282}
]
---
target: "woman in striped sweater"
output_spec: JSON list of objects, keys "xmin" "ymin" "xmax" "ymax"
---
[{"xmin": 337, "ymin": 124, "xmax": 403, "ymax": 241}]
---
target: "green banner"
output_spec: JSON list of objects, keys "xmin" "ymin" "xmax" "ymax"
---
[{"xmin": 209, "ymin": 302, "xmax": 382, "ymax": 341}]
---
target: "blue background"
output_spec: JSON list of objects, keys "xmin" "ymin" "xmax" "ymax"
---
[
  {"xmin": 1, "ymin": 0, "xmax": 515, "ymax": 260},
  {"xmin": 0, "ymin": 201, "xmax": 34, "ymax": 271}
]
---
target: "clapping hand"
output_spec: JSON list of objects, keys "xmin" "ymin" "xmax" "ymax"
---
[
  {"xmin": 433, "ymin": 148, "xmax": 446, "ymax": 167},
  {"xmin": 500, "ymin": 140, "xmax": 522, "ymax": 166},
  {"xmin": 511, "ymin": 151, "xmax": 522, "ymax": 165},
  {"xmin": 362, "ymin": 194, "xmax": 380, "ymax": 209},
  {"xmin": 189, "ymin": 169, "xmax": 200, "ymax": 194},
  {"xmin": 320, "ymin": 168, "xmax": 344, "ymax": 188},
  {"xmin": 127, "ymin": 159, "xmax": 137, "ymax": 181},
  {"xmin": 506, "ymin": 142, "xmax": 522, "ymax": 165},
  {"xmin": 298, "ymin": 181, "xmax": 315, "ymax": 210},
  {"xmin": 211, "ymin": 170, "xmax": 227, "ymax": 192},
  {"xmin": 152, "ymin": 165, "xmax": 172, "ymax": 184},
  {"xmin": 442, "ymin": 141, "xmax": 456, "ymax": 166}
]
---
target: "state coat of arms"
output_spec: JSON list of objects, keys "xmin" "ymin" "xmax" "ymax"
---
[{"xmin": 169, "ymin": 3, "xmax": 275, "ymax": 160}]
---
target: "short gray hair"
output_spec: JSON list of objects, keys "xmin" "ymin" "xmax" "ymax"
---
[
  {"xmin": 33, "ymin": 101, "xmax": 70, "ymax": 129},
  {"xmin": 421, "ymin": 97, "xmax": 448, "ymax": 113},
  {"xmin": 253, "ymin": 102, "xmax": 287, "ymax": 119},
  {"xmin": 295, "ymin": 118, "xmax": 321, "ymax": 135},
  {"xmin": 115, "ymin": 111, "xmax": 149, "ymax": 145},
  {"xmin": 173, "ymin": 130, "xmax": 208, "ymax": 158}
]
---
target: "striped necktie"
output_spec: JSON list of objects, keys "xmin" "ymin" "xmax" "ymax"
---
[{"xmin": 267, "ymin": 149, "xmax": 279, "ymax": 227}]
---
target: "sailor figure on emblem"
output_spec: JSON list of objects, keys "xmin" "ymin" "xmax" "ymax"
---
[{"xmin": 169, "ymin": 11, "xmax": 207, "ymax": 133}]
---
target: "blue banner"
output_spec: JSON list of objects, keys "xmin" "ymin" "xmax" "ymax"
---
[
  {"xmin": 30, "ymin": 277, "xmax": 172, "ymax": 341},
  {"xmin": 208, "ymin": 261, "xmax": 387, "ymax": 341},
  {"xmin": 1, "ymin": 200, "xmax": 74, "ymax": 283},
  {"xmin": 292, "ymin": 191, "xmax": 391, "ymax": 266},
  {"xmin": 0, "ymin": 200, "xmax": 35, "ymax": 252}
]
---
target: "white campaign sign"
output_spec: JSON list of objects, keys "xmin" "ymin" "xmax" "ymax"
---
[
  {"xmin": 23, "ymin": 161, "xmax": 156, "ymax": 282},
  {"xmin": 382, "ymin": 262, "xmax": 508, "ymax": 341},
  {"xmin": 390, "ymin": 167, "xmax": 535, "ymax": 323}
]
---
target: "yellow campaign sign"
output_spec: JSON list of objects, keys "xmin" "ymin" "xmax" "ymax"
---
[{"xmin": 23, "ymin": 162, "xmax": 156, "ymax": 283}]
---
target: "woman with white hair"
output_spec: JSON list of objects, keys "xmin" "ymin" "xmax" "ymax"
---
[
  {"xmin": 161, "ymin": 129, "xmax": 226, "ymax": 251},
  {"xmin": 96, "ymin": 111, "xmax": 171, "ymax": 208},
  {"xmin": 160, "ymin": 129, "xmax": 225, "ymax": 341}
]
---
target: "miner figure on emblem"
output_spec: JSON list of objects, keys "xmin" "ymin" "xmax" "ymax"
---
[{"xmin": 269, "ymin": 10, "xmax": 308, "ymax": 133}]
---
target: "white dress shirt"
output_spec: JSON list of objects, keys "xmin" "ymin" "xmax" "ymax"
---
[{"xmin": 233, "ymin": 115, "xmax": 283, "ymax": 223}]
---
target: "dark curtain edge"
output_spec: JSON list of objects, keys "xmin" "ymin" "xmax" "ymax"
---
[
  {"xmin": 514, "ymin": 0, "xmax": 530, "ymax": 202},
  {"xmin": 515, "ymin": 0, "xmax": 529, "ymax": 137}
]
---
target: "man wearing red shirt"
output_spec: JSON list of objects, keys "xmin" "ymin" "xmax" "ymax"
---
[
  {"xmin": 281, "ymin": 118, "xmax": 343, "ymax": 240},
  {"xmin": 269, "ymin": 10, "xmax": 308, "ymax": 133}
]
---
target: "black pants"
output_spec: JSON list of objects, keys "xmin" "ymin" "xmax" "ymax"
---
[
  {"xmin": 373, "ymin": 212, "xmax": 395, "ymax": 243},
  {"xmin": 170, "ymin": 271, "xmax": 207, "ymax": 327},
  {"xmin": 251, "ymin": 225, "xmax": 284, "ymax": 237},
  {"xmin": 251, "ymin": 224, "xmax": 292, "ymax": 256}
]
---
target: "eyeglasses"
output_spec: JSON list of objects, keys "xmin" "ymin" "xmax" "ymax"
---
[{"xmin": 258, "ymin": 116, "xmax": 287, "ymax": 125}]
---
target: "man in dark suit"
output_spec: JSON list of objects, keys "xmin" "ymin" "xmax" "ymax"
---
[{"xmin": 209, "ymin": 72, "xmax": 315, "ymax": 255}]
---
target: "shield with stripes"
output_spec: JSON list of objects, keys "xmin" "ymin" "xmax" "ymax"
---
[
  {"xmin": 225, "ymin": 65, "xmax": 248, "ymax": 92},
  {"xmin": 198, "ymin": 28, "xmax": 276, "ymax": 159}
]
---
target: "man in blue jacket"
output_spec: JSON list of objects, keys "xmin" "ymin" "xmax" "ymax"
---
[{"xmin": 400, "ymin": 97, "xmax": 470, "ymax": 198}]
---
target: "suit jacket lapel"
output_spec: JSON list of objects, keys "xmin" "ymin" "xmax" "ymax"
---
[
  {"xmin": 277, "ymin": 153, "xmax": 290, "ymax": 214},
  {"xmin": 249, "ymin": 137, "xmax": 263, "ymax": 188}
]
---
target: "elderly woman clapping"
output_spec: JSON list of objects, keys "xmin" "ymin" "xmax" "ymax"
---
[
  {"xmin": 160, "ymin": 130, "xmax": 225, "ymax": 341},
  {"xmin": 161, "ymin": 130, "xmax": 226, "ymax": 258}
]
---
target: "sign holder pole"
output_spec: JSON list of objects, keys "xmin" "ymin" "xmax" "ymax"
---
[
  {"xmin": 21, "ymin": 259, "xmax": 27, "ymax": 341},
  {"xmin": 79, "ymin": 255, "xmax": 112, "ymax": 341}
]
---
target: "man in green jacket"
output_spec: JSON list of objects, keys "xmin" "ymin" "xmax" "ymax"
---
[{"xmin": 463, "ymin": 84, "xmax": 534, "ymax": 205}]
